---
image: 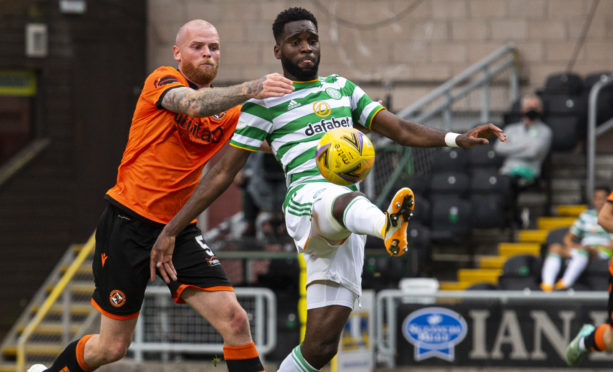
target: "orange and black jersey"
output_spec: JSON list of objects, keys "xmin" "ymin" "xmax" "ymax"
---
[
  {"xmin": 106, "ymin": 66, "xmax": 241, "ymax": 224},
  {"xmin": 608, "ymin": 191, "xmax": 613, "ymax": 204}
]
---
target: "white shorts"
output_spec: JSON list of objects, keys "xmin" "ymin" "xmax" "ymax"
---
[
  {"xmin": 284, "ymin": 182, "xmax": 366, "ymax": 297},
  {"xmin": 306, "ymin": 282, "xmax": 357, "ymax": 310}
]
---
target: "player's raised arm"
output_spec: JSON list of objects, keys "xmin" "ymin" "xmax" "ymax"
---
[
  {"xmin": 150, "ymin": 146, "xmax": 252, "ymax": 282},
  {"xmin": 161, "ymin": 73, "xmax": 294, "ymax": 118},
  {"xmin": 370, "ymin": 109, "xmax": 506, "ymax": 148}
]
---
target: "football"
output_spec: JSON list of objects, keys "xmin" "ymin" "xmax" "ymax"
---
[{"xmin": 315, "ymin": 127, "xmax": 375, "ymax": 186}]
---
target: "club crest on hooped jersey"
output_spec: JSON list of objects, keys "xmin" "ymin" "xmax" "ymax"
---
[
  {"xmin": 109, "ymin": 290, "xmax": 126, "ymax": 308},
  {"xmin": 313, "ymin": 101, "xmax": 331, "ymax": 117},
  {"xmin": 325, "ymin": 87, "xmax": 341, "ymax": 99}
]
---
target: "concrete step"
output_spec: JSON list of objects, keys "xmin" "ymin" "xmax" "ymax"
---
[
  {"xmin": 438, "ymin": 281, "xmax": 471, "ymax": 290},
  {"xmin": 17, "ymin": 322, "xmax": 79, "ymax": 336},
  {"xmin": 517, "ymin": 229, "xmax": 549, "ymax": 244},
  {"xmin": 45, "ymin": 281, "xmax": 94, "ymax": 296},
  {"xmin": 498, "ymin": 242, "xmax": 540, "ymax": 257},
  {"xmin": 555, "ymin": 204, "xmax": 587, "ymax": 217},
  {"xmin": 2, "ymin": 342, "xmax": 63, "ymax": 358},
  {"xmin": 537, "ymin": 217, "xmax": 575, "ymax": 230},
  {"xmin": 31, "ymin": 303, "xmax": 92, "ymax": 316},
  {"xmin": 457, "ymin": 268, "xmax": 502, "ymax": 284},
  {"xmin": 478, "ymin": 255, "xmax": 507, "ymax": 269}
]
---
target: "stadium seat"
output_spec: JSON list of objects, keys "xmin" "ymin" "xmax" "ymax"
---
[
  {"xmin": 497, "ymin": 254, "xmax": 542, "ymax": 290},
  {"xmin": 407, "ymin": 223, "xmax": 431, "ymax": 249},
  {"xmin": 467, "ymin": 168, "xmax": 511, "ymax": 229},
  {"xmin": 470, "ymin": 193, "xmax": 505, "ymax": 229},
  {"xmin": 429, "ymin": 170, "xmax": 470, "ymax": 198},
  {"xmin": 407, "ymin": 223, "xmax": 432, "ymax": 277},
  {"xmin": 579, "ymin": 258, "xmax": 610, "ymax": 291},
  {"xmin": 409, "ymin": 195, "xmax": 431, "ymax": 227},
  {"xmin": 467, "ymin": 143, "xmax": 504, "ymax": 171},
  {"xmin": 429, "ymin": 196, "xmax": 471, "ymax": 240},
  {"xmin": 430, "ymin": 147, "xmax": 469, "ymax": 172},
  {"xmin": 541, "ymin": 94, "xmax": 587, "ymax": 152},
  {"xmin": 543, "ymin": 72, "xmax": 584, "ymax": 96},
  {"xmin": 470, "ymin": 168, "xmax": 512, "ymax": 199},
  {"xmin": 502, "ymin": 254, "xmax": 542, "ymax": 276},
  {"xmin": 404, "ymin": 174, "xmax": 430, "ymax": 197}
]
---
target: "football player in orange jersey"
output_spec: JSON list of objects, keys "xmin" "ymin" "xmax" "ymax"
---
[{"xmin": 28, "ymin": 19, "xmax": 294, "ymax": 372}]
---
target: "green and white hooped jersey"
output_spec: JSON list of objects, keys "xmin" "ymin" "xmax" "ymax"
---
[
  {"xmin": 570, "ymin": 209, "xmax": 613, "ymax": 248},
  {"xmin": 230, "ymin": 74, "xmax": 384, "ymax": 204}
]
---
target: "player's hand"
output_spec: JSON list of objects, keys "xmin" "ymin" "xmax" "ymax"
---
[
  {"xmin": 245, "ymin": 73, "xmax": 294, "ymax": 99},
  {"xmin": 150, "ymin": 229, "xmax": 178, "ymax": 283},
  {"xmin": 457, "ymin": 123, "xmax": 506, "ymax": 148}
]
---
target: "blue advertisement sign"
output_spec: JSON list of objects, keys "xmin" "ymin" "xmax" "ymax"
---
[{"xmin": 401, "ymin": 307, "xmax": 467, "ymax": 361}]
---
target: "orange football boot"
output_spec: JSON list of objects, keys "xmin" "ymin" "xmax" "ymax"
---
[{"xmin": 381, "ymin": 187, "xmax": 415, "ymax": 257}]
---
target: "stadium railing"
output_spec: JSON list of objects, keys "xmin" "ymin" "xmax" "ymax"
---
[
  {"xmin": 130, "ymin": 286, "xmax": 276, "ymax": 362},
  {"xmin": 585, "ymin": 73, "xmax": 613, "ymax": 201}
]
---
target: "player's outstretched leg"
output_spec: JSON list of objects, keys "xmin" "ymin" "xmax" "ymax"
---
[
  {"xmin": 381, "ymin": 187, "xmax": 414, "ymax": 257},
  {"xmin": 565, "ymin": 324, "xmax": 595, "ymax": 366}
]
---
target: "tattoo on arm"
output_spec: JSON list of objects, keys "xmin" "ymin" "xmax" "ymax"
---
[
  {"xmin": 161, "ymin": 84, "xmax": 249, "ymax": 117},
  {"xmin": 243, "ymin": 77, "xmax": 265, "ymax": 97}
]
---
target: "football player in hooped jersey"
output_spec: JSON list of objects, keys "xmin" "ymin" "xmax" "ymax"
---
[
  {"xmin": 28, "ymin": 19, "xmax": 294, "ymax": 372},
  {"xmin": 152, "ymin": 8, "xmax": 506, "ymax": 372}
]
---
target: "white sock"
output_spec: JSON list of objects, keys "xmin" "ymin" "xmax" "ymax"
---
[
  {"xmin": 277, "ymin": 345, "xmax": 319, "ymax": 372},
  {"xmin": 579, "ymin": 337, "xmax": 586, "ymax": 350},
  {"xmin": 342, "ymin": 196, "xmax": 386, "ymax": 238},
  {"xmin": 561, "ymin": 249, "xmax": 589, "ymax": 287},
  {"xmin": 541, "ymin": 253, "xmax": 561, "ymax": 285}
]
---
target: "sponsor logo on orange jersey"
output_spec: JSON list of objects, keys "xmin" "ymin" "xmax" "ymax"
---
[{"xmin": 212, "ymin": 111, "xmax": 226, "ymax": 120}]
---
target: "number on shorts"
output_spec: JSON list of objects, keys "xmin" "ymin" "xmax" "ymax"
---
[{"xmin": 195, "ymin": 235, "xmax": 215, "ymax": 257}]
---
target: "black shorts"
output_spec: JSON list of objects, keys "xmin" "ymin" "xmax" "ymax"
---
[{"xmin": 91, "ymin": 201, "xmax": 232, "ymax": 319}]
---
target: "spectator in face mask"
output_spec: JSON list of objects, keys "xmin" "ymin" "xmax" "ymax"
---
[{"xmin": 494, "ymin": 93, "xmax": 552, "ymax": 187}]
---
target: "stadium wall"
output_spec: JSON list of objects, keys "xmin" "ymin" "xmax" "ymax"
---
[
  {"xmin": 0, "ymin": 0, "xmax": 147, "ymax": 340},
  {"xmin": 148, "ymin": 0, "xmax": 613, "ymax": 113}
]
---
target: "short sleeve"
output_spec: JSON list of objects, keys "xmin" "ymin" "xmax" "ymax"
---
[
  {"xmin": 339, "ymin": 77, "xmax": 384, "ymax": 130},
  {"xmin": 140, "ymin": 67, "xmax": 186, "ymax": 109},
  {"xmin": 230, "ymin": 100, "xmax": 273, "ymax": 152}
]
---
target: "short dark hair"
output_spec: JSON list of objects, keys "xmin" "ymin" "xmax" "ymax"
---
[
  {"xmin": 272, "ymin": 7, "xmax": 318, "ymax": 43},
  {"xmin": 595, "ymin": 185, "xmax": 611, "ymax": 195}
]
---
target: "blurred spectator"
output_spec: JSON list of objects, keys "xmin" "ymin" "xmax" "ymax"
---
[
  {"xmin": 540, "ymin": 186, "xmax": 613, "ymax": 291},
  {"xmin": 494, "ymin": 94, "xmax": 552, "ymax": 187},
  {"xmin": 235, "ymin": 151, "xmax": 287, "ymax": 238},
  {"xmin": 234, "ymin": 155, "xmax": 260, "ymax": 237}
]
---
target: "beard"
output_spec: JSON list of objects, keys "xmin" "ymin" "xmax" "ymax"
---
[
  {"xmin": 182, "ymin": 60, "xmax": 218, "ymax": 86},
  {"xmin": 281, "ymin": 55, "xmax": 319, "ymax": 81}
]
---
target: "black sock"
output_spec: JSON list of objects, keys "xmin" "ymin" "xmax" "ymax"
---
[
  {"xmin": 223, "ymin": 343, "xmax": 265, "ymax": 372},
  {"xmin": 47, "ymin": 335, "xmax": 92, "ymax": 372}
]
